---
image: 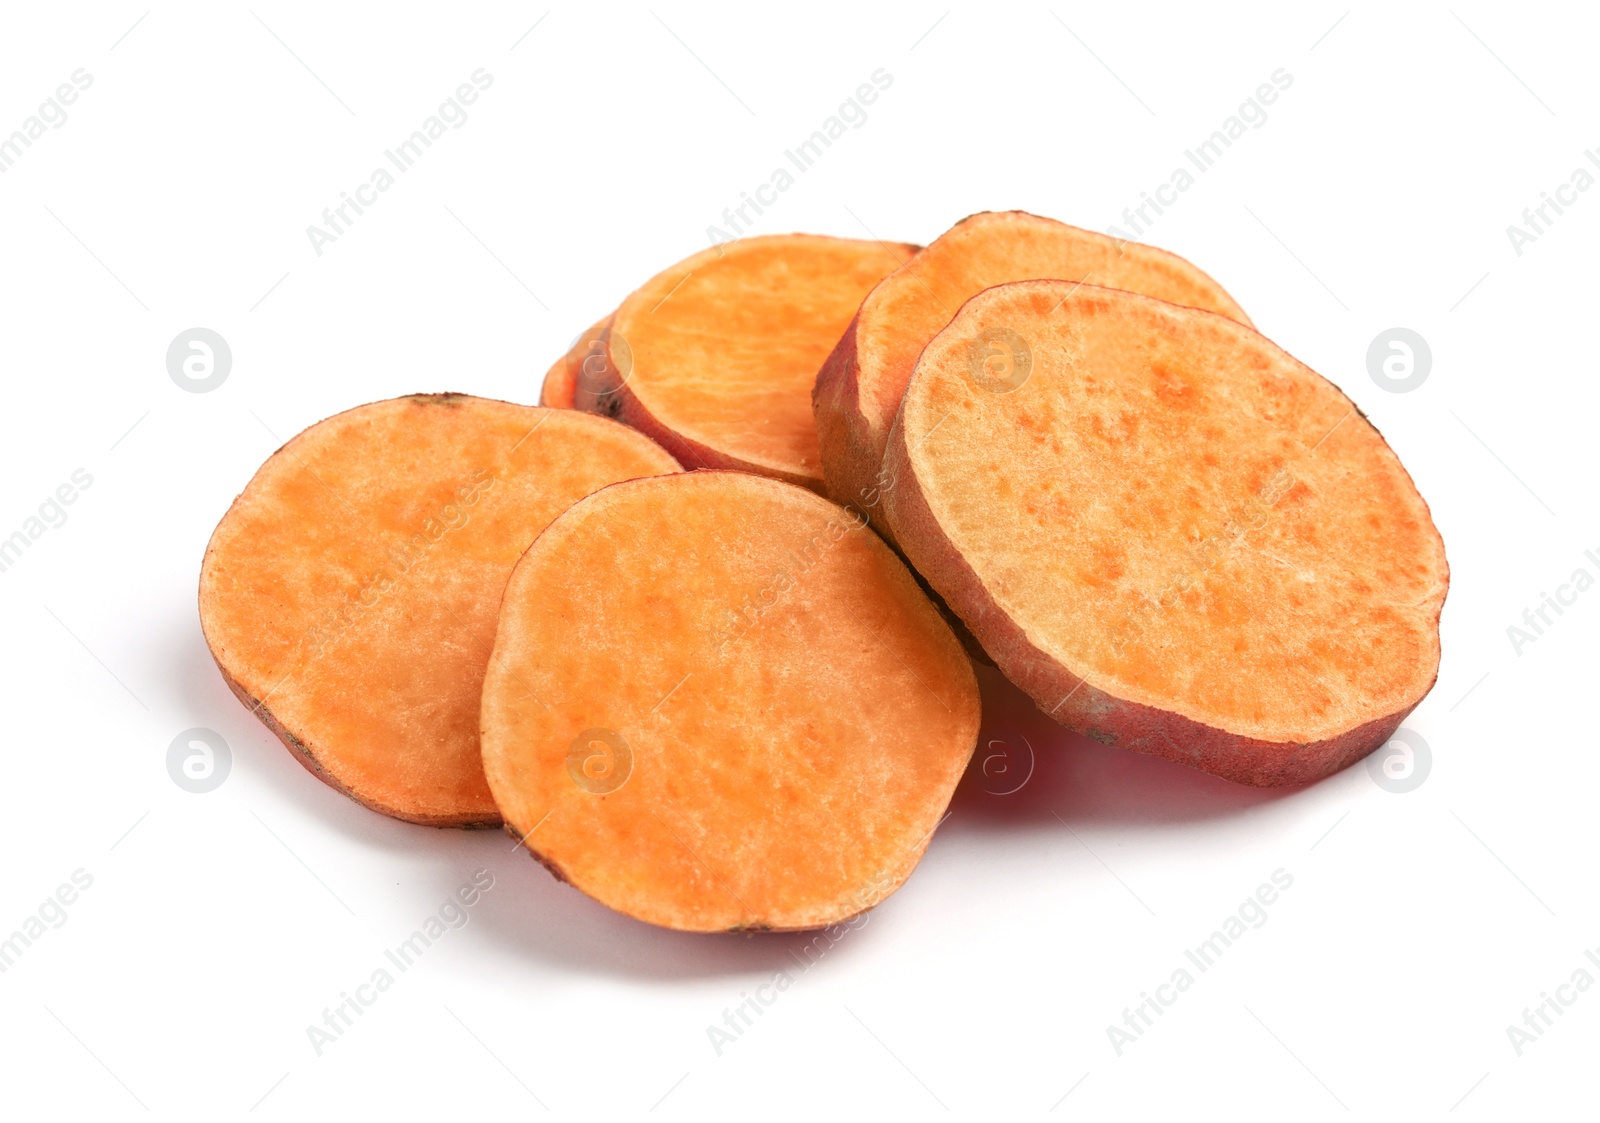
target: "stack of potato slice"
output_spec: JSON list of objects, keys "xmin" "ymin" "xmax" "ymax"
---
[{"xmin": 201, "ymin": 211, "xmax": 1446, "ymax": 933}]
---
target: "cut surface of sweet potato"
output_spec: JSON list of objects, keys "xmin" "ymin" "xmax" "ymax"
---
[
  {"xmin": 586, "ymin": 234, "xmax": 917, "ymax": 492},
  {"xmin": 882, "ymin": 281, "xmax": 1448, "ymax": 787},
  {"xmin": 814, "ymin": 210, "xmax": 1252, "ymax": 523},
  {"xmin": 199, "ymin": 394, "xmax": 680, "ymax": 826},
  {"xmin": 480, "ymin": 471, "xmax": 980, "ymax": 931},
  {"xmin": 538, "ymin": 316, "xmax": 610, "ymax": 409}
]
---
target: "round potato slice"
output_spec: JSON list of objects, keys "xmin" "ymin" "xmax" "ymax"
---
[
  {"xmin": 481, "ymin": 471, "xmax": 980, "ymax": 932},
  {"xmin": 814, "ymin": 211, "xmax": 1251, "ymax": 531},
  {"xmin": 883, "ymin": 281, "xmax": 1448, "ymax": 787},
  {"xmin": 199, "ymin": 394, "xmax": 681, "ymax": 826},
  {"xmin": 584, "ymin": 234, "xmax": 917, "ymax": 492}
]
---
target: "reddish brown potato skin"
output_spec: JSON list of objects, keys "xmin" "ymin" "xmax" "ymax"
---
[{"xmin": 813, "ymin": 309, "xmax": 884, "ymax": 520}]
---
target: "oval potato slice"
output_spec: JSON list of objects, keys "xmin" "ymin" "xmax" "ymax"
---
[
  {"xmin": 481, "ymin": 471, "xmax": 980, "ymax": 931},
  {"xmin": 882, "ymin": 281, "xmax": 1448, "ymax": 786},
  {"xmin": 586, "ymin": 234, "xmax": 918, "ymax": 493},
  {"xmin": 814, "ymin": 211, "xmax": 1251, "ymax": 530},
  {"xmin": 199, "ymin": 394, "xmax": 681, "ymax": 825}
]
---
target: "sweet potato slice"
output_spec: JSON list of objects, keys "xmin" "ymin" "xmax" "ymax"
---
[
  {"xmin": 882, "ymin": 281, "xmax": 1448, "ymax": 787},
  {"xmin": 814, "ymin": 211, "xmax": 1252, "ymax": 524},
  {"xmin": 480, "ymin": 471, "xmax": 980, "ymax": 931},
  {"xmin": 538, "ymin": 316, "xmax": 610, "ymax": 409},
  {"xmin": 582, "ymin": 234, "xmax": 917, "ymax": 492},
  {"xmin": 199, "ymin": 395, "xmax": 680, "ymax": 826}
]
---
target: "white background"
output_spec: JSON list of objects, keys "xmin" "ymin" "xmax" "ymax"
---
[{"xmin": 0, "ymin": 2, "xmax": 1594, "ymax": 1118}]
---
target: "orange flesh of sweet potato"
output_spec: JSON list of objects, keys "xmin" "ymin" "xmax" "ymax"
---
[
  {"xmin": 480, "ymin": 471, "xmax": 980, "ymax": 931},
  {"xmin": 591, "ymin": 234, "xmax": 917, "ymax": 492},
  {"xmin": 199, "ymin": 395, "xmax": 681, "ymax": 826},
  {"xmin": 538, "ymin": 316, "xmax": 611, "ymax": 409},
  {"xmin": 882, "ymin": 281, "xmax": 1448, "ymax": 786},
  {"xmin": 814, "ymin": 210, "xmax": 1252, "ymax": 521}
]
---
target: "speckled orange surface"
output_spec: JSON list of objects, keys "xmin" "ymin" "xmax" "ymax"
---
[
  {"xmin": 587, "ymin": 234, "xmax": 917, "ymax": 492},
  {"xmin": 199, "ymin": 394, "xmax": 680, "ymax": 825},
  {"xmin": 883, "ymin": 281, "xmax": 1448, "ymax": 786},
  {"xmin": 481, "ymin": 471, "xmax": 980, "ymax": 931}
]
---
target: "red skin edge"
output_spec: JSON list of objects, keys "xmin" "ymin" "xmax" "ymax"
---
[{"xmin": 811, "ymin": 309, "xmax": 891, "ymax": 526}]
